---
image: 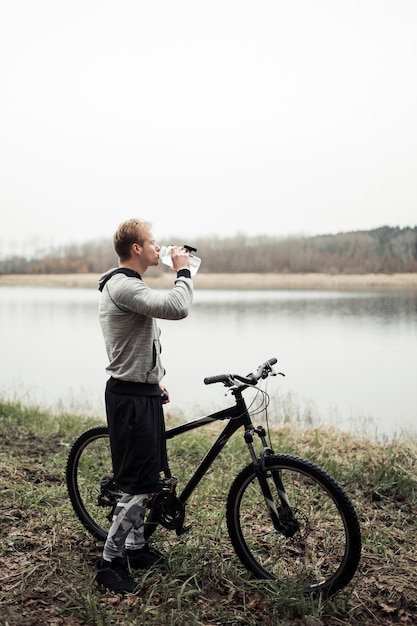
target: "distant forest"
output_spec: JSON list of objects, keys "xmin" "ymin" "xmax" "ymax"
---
[{"xmin": 1, "ymin": 226, "xmax": 417, "ymax": 275}]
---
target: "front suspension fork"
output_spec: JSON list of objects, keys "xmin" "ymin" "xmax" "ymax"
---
[{"xmin": 245, "ymin": 425, "xmax": 299, "ymax": 538}]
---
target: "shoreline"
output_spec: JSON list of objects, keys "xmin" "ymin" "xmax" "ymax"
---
[
  {"xmin": 2, "ymin": 272, "xmax": 417, "ymax": 290},
  {"xmin": 1, "ymin": 272, "xmax": 417, "ymax": 290}
]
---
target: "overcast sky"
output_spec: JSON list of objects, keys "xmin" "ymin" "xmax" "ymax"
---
[{"xmin": 1, "ymin": 0, "xmax": 416, "ymax": 256}]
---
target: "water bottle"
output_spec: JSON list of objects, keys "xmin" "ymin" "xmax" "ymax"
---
[{"xmin": 159, "ymin": 244, "xmax": 201, "ymax": 276}]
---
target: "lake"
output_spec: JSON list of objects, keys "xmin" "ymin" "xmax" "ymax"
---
[{"xmin": 1, "ymin": 285, "xmax": 416, "ymax": 440}]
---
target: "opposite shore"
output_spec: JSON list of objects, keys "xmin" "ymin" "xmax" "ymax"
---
[{"xmin": 1, "ymin": 272, "xmax": 417, "ymax": 290}]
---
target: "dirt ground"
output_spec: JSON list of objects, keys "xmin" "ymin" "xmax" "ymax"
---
[{"xmin": 1, "ymin": 272, "xmax": 417, "ymax": 290}]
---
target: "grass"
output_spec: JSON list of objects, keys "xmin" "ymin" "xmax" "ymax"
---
[{"xmin": 0, "ymin": 400, "xmax": 416, "ymax": 625}]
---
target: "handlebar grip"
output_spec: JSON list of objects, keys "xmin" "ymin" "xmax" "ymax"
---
[
  {"xmin": 204, "ymin": 374, "xmax": 230, "ymax": 386},
  {"xmin": 204, "ymin": 358, "xmax": 278, "ymax": 387}
]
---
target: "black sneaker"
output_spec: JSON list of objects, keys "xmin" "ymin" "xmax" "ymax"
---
[
  {"xmin": 94, "ymin": 557, "xmax": 141, "ymax": 594},
  {"xmin": 126, "ymin": 545, "xmax": 168, "ymax": 570}
]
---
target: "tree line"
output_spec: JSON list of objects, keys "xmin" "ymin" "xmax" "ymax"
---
[{"xmin": 1, "ymin": 226, "xmax": 417, "ymax": 275}]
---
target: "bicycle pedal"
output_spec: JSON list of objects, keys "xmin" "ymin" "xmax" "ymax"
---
[{"xmin": 176, "ymin": 522, "xmax": 193, "ymax": 536}]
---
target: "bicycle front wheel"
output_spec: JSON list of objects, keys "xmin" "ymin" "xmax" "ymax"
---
[
  {"xmin": 66, "ymin": 425, "xmax": 115, "ymax": 541},
  {"xmin": 226, "ymin": 454, "xmax": 361, "ymax": 597}
]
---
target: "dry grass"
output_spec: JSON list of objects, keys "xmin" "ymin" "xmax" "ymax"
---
[
  {"xmin": 1, "ymin": 272, "xmax": 417, "ymax": 290},
  {"xmin": 0, "ymin": 401, "xmax": 416, "ymax": 625}
]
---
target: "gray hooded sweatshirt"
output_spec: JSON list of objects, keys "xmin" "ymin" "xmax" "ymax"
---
[{"xmin": 98, "ymin": 268, "xmax": 193, "ymax": 384}]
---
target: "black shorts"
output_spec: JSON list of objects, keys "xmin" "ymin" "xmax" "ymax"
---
[{"xmin": 105, "ymin": 378, "xmax": 168, "ymax": 494}]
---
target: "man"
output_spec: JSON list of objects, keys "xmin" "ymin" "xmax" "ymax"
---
[{"xmin": 94, "ymin": 218, "xmax": 193, "ymax": 594}]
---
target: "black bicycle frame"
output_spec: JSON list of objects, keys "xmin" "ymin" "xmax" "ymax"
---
[
  {"xmin": 164, "ymin": 388, "xmax": 295, "ymax": 536},
  {"xmin": 165, "ymin": 402, "xmax": 245, "ymax": 503}
]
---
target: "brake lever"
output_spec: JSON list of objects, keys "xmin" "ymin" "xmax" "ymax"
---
[
  {"xmin": 263, "ymin": 366, "xmax": 285, "ymax": 379},
  {"xmin": 269, "ymin": 366, "xmax": 286, "ymax": 377},
  {"xmin": 224, "ymin": 374, "xmax": 252, "ymax": 394}
]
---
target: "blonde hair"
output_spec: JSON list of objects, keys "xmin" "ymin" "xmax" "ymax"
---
[{"xmin": 113, "ymin": 218, "xmax": 152, "ymax": 261}]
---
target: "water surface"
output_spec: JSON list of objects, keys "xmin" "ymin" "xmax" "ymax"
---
[{"xmin": 1, "ymin": 286, "xmax": 416, "ymax": 439}]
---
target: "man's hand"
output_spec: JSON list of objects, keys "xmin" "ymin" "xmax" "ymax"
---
[
  {"xmin": 160, "ymin": 385, "xmax": 170, "ymax": 404},
  {"xmin": 170, "ymin": 246, "xmax": 191, "ymax": 272}
]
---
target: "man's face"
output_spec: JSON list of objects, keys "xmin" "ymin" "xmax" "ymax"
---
[{"xmin": 140, "ymin": 232, "xmax": 160, "ymax": 267}]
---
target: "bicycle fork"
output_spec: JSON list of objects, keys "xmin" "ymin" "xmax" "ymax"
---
[{"xmin": 245, "ymin": 425, "xmax": 300, "ymax": 538}]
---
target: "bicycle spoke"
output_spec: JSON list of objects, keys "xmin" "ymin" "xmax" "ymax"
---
[
  {"xmin": 67, "ymin": 427, "xmax": 115, "ymax": 540},
  {"xmin": 227, "ymin": 455, "xmax": 361, "ymax": 596}
]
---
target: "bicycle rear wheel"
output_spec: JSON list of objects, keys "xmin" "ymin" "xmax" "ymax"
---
[
  {"xmin": 66, "ymin": 425, "xmax": 115, "ymax": 541},
  {"xmin": 226, "ymin": 454, "xmax": 361, "ymax": 597}
]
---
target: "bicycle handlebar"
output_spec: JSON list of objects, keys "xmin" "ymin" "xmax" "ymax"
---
[{"xmin": 203, "ymin": 357, "xmax": 278, "ymax": 387}]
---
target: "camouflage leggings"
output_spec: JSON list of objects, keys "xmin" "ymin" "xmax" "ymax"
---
[{"xmin": 102, "ymin": 492, "xmax": 150, "ymax": 562}]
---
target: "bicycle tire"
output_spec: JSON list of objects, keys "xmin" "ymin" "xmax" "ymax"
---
[
  {"xmin": 66, "ymin": 425, "xmax": 114, "ymax": 541},
  {"xmin": 226, "ymin": 454, "xmax": 361, "ymax": 597}
]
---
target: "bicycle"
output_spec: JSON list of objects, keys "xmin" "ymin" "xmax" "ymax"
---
[{"xmin": 66, "ymin": 357, "xmax": 361, "ymax": 598}]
